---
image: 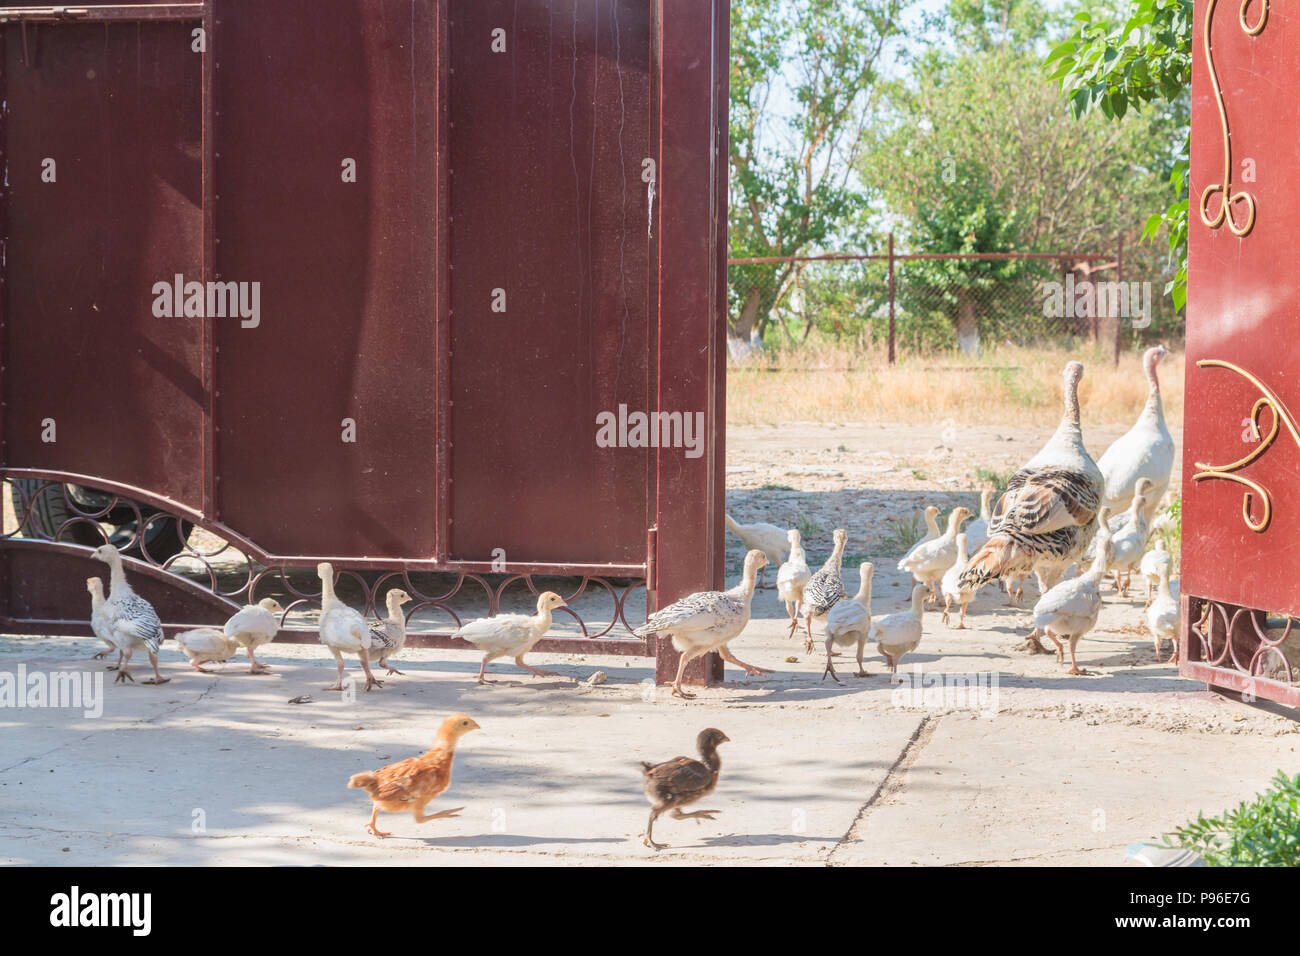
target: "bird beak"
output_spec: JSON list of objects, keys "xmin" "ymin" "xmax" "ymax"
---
[{"xmin": 721, "ymin": 734, "xmax": 731, "ymax": 743}]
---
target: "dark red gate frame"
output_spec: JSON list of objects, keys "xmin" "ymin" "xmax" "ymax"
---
[
  {"xmin": 1181, "ymin": 0, "xmax": 1300, "ymax": 707},
  {"xmin": 0, "ymin": 1, "xmax": 729, "ymax": 686}
]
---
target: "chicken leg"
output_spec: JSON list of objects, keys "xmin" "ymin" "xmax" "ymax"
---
[{"xmin": 514, "ymin": 656, "xmax": 565, "ymax": 680}]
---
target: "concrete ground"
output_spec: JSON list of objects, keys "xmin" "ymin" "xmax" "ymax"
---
[{"xmin": 3, "ymin": 421, "xmax": 1296, "ymax": 866}]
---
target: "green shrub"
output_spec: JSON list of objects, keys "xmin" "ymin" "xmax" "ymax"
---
[{"xmin": 1161, "ymin": 771, "xmax": 1300, "ymax": 867}]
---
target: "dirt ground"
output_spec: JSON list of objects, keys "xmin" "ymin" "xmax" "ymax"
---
[{"xmin": 4, "ymin": 419, "xmax": 1297, "ymax": 867}]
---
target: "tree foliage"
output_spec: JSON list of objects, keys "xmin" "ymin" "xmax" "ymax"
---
[{"xmin": 1045, "ymin": 0, "xmax": 1192, "ymax": 307}]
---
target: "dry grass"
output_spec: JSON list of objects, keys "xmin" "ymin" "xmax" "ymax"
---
[{"xmin": 727, "ymin": 340, "xmax": 1184, "ymax": 428}]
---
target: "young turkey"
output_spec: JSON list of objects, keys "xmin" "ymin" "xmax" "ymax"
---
[
  {"xmin": 962, "ymin": 489, "xmax": 995, "ymax": 553},
  {"xmin": 821, "ymin": 561, "xmax": 873, "ymax": 682},
  {"xmin": 723, "ymin": 514, "xmax": 787, "ymax": 589},
  {"xmin": 1097, "ymin": 345, "xmax": 1175, "ymax": 527},
  {"xmin": 174, "ymin": 628, "xmax": 239, "ymax": 673},
  {"xmin": 1139, "ymin": 540, "xmax": 1174, "ymax": 608},
  {"xmin": 801, "ymin": 528, "xmax": 848, "ymax": 653},
  {"xmin": 940, "ymin": 533, "xmax": 976, "ymax": 628},
  {"xmin": 91, "ymin": 545, "xmax": 169, "ymax": 685},
  {"xmin": 1030, "ymin": 538, "xmax": 1111, "ymax": 676},
  {"xmin": 317, "ymin": 562, "xmax": 383, "ymax": 692},
  {"xmin": 872, "ymin": 584, "xmax": 926, "ymax": 676},
  {"xmin": 454, "ymin": 591, "xmax": 569, "ymax": 684},
  {"xmin": 958, "ymin": 362, "xmax": 1104, "ymax": 649},
  {"xmin": 86, "ymin": 576, "xmax": 120, "ymax": 668},
  {"xmin": 897, "ymin": 505, "xmax": 941, "ymax": 576},
  {"xmin": 224, "ymin": 597, "xmax": 285, "ymax": 674},
  {"xmin": 1147, "ymin": 565, "xmax": 1180, "ymax": 663},
  {"xmin": 633, "ymin": 549, "xmax": 770, "ymax": 699},
  {"xmin": 775, "ymin": 528, "xmax": 811, "ymax": 636},
  {"xmin": 898, "ymin": 506, "xmax": 973, "ymax": 608},
  {"xmin": 368, "ymin": 588, "xmax": 414, "ymax": 676},
  {"xmin": 639, "ymin": 728, "xmax": 729, "ymax": 850},
  {"xmin": 1107, "ymin": 486, "xmax": 1153, "ymax": 596}
]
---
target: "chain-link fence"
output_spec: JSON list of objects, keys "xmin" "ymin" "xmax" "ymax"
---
[{"xmin": 728, "ymin": 239, "xmax": 1182, "ymax": 363}]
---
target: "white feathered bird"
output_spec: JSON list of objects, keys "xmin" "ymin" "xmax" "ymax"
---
[
  {"xmin": 872, "ymin": 584, "xmax": 926, "ymax": 676},
  {"xmin": 1107, "ymin": 486, "xmax": 1152, "ymax": 595},
  {"xmin": 317, "ymin": 562, "xmax": 383, "ymax": 692},
  {"xmin": 822, "ymin": 562, "xmax": 873, "ymax": 683},
  {"xmin": 724, "ymin": 514, "xmax": 787, "ymax": 589},
  {"xmin": 368, "ymin": 588, "xmax": 414, "ymax": 676},
  {"xmin": 1030, "ymin": 537, "xmax": 1111, "ymax": 675},
  {"xmin": 455, "ymin": 590, "xmax": 568, "ymax": 684},
  {"xmin": 775, "ymin": 528, "xmax": 811, "ymax": 635},
  {"xmin": 962, "ymin": 489, "xmax": 995, "ymax": 553},
  {"xmin": 633, "ymin": 549, "xmax": 770, "ymax": 699},
  {"xmin": 1147, "ymin": 565, "xmax": 1180, "ymax": 663},
  {"xmin": 92, "ymin": 545, "xmax": 169, "ymax": 685},
  {"xmin": 224, "ymin": 597, "xmax": 285, "ymax": 674},
  {"xmin": 940, "ymin": 533, "xmax": 976, "ymax": 628},
  {"xmin": 86, "ymin": 576, "xmax": 120, "ymax": 667},
  {"xmin": 1097, "ymin": 345, "xmax": 1175, "ymax": 526},
  {"xmin": 899, "ymin": 507, "xmax": 972, "ymax": 608},
  {"xmin": 1139, "ymin": 540, "xmax": 1173, "ymax": 608},
  {"xmin": 897, "ymin": 505, "xmax": 941, "ymax": 572},
  {"xmin": 175, "ymin": 628, "xmax": 239, "ymax": 673}
]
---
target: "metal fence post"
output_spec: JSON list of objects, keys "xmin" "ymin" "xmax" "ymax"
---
[
  {"xmin": 1114, "ymin": 232, "xmax": 1124, "ymax": 366},
  {"xmin": 887, "ymin": 232, "xmax": 896, "ymax": 365}
]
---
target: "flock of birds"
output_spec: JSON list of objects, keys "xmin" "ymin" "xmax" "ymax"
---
[
  {"xmin": 713, "ymin": 346, "xmax": 1179, "ymax": 684},
  {"xmin": 74, "ymin": 345, "xmax": 1179, "ymax": 847}
]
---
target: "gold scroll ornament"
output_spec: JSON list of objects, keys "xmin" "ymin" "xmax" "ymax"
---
[
  {"xmin": 1193, "ymin": 359, "xmax": 1300, "ymax": 533},
  {"xmin": 1199, "ymin": 0, "xmax": 1268, "ymax": 237}
]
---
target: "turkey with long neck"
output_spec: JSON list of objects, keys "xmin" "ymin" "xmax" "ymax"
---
[{"xmin": 958, "ymin": 361, "xmax": 1103, "ymax": 651}]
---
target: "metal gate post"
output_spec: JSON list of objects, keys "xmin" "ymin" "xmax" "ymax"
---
[{"xmin": 652, "ymin": 0, "xmax": 728, "ymax": 686}]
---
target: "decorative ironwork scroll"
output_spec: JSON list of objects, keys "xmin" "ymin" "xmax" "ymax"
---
[
  {"xmin": 1192, "ymin": 359, "xmax": 1300, "ymax": 533},
  {"xmin": 1199, "ymin": 0, "xmax": 1268, "ymax": 237}
]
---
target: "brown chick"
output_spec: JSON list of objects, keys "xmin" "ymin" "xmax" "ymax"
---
[
  {"xmin": 347, "ymin": 713, "xmax": 480, "ymax": 838},
  {"xmin": 639, "ymin": 727, "xmax": 729, "ymax": 850}
]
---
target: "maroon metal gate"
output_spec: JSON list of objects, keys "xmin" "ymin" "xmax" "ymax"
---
[
  {"xmin": 1182, "ymin": 0, "xmax": 1300, "ymax": 706},
  {"xmin": 0, "ymin": 0, "xmax": 729, "ymax": 684}
]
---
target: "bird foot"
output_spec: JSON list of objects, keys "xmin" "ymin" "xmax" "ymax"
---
[
  {"xmin": 426, "ymin": 807, "xmax": 464, "ymax": 820},
  {"xmin": 1067, "ymin": 666, "xmax": 1093, "ymax": 676},
  {"xmin": 643, "ymin": 836, "xmax": 668, "ymax": 850},
  {"xmin": 1021, "ymin": 636, "xmax": 1050, "ymax": 655},
  {"xmin": 383, "ymin": 666, "xmax": 405, "ymax": 676},
  {"xmin": 364, "ymin": 823, "xmax": 391, "ymax": 838},
  {"xmin": 477, "ymin": 676, "xmax": 498, "ymax": 685},
  {"xmin": 671, "ymin": 685, "xmax": 696, "ymax": 700},
  {"xmin": 92, "ymin": 651, "xmax": 109, "ymax": 660},
  {"xmin": 854, "ymin": 669, "xmax": 871, "ymax": 678},
  {"xmin": 249, "ymin": 663, "xmax": 273, "ymax": 674},
  {"xmin": 803, "ymin": 639, "xmax": 814, "ymax": 654},
  {"xmin": 821, "ymin": 665, "xmax": 842, "ymax": 684},
  {"xmin": 740, "ymin": 665, "xmax": 772, "ymax": 677},
  {"xmin": 114, "ymin": 671, "xmax": 133, "ymax": 684},
  {"xmin": 681, "ymin": 809, "xmax": 720, "ymax": 821},
  {"xmin": 141, "ymin": 676, "xmax": 171, "ymax": 685},
  {"xmin": 364, "ymin": 677, "xmax": 384, "ymax": 691}
]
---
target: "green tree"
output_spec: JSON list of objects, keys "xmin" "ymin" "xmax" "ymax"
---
[
  {"xmin": 728, "ymin": 0, "xmax": 912, "ymax": 339},
  {"xmin": 1045, "ymin": 0, "xmax": 1192, "ymax": 307}
]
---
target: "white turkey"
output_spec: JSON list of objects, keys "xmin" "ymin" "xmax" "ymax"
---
[
  {"xmin": 1139, "ymin": 540, "xmax": 1173, "ymax": 608},
  {"xmin": 174, "ymin": 628, "xmax": 239, "ymax": 673},
  {"xmin": 801, "ymin": 528, "xmax": 848, "ymax": 653},
  {"xmin": 1147, "ymin": 565, "xmax": 1180, "ymax": 663},
  {"xmin": 821, "ymin": 561, "xmax": 873, "ymax": 683},
  {"xmin": 1107, "ymin": 485, "xmax": 1153, "ymax": 596},
  {"xmin": 224, "ymin": 597, "xmax": 285, "ymax": 674},
  {"xmin": 633, "ymin": 549, "xmax": 770, "ymax": 699},
  {"xmin": 962, "ymin": 489, "xmax": 995, "ymax": 553},
  {"xmin": 898, "ymin": 506, "xmax": 972, "ymax": 608},
  {"xmin": 723, "ymin": 513, "xmax": 787, "ymax": 589},
  {"xmin": 91, "ymin": 545, "xmax": 169, "ymax": 685},
  {"xmin": 958, "ymin": 362, "xmax": 1104, "ymax": 650},
  {"xmin": 871, "ymin": 584, "xmax": 926, "ymax": 676},
  {"xmin": 368, "ymin": 588, "xmax": 414, "ymax": 676},
  {"xmin": 896, "ymin": 505, "xmax": 941, "ymax": 574},
  {"xmin": 1030, "ymin": 537, "xmax": 1112, "ymax": 676},
  {"xmin": 317, "ymin": 562, "xmax": 383, "ymax": 692},
  {"xmin": 86, "ymin": 576, "xmax": 120, "ymax": 668},
  {"xmin": 940, "ymin": 533, "xmax": 976, "ymax": 628},
  {"xmin": 775, "ymin": 528, "xmax": 811, "ymax": 636},
  {"xmin": 1097, "ymin": 345, "xmax": 1175, "ymax": 526},
  {"xmin": 455, "ymin": 590, "xmax": 569, "ymax": 684}
]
